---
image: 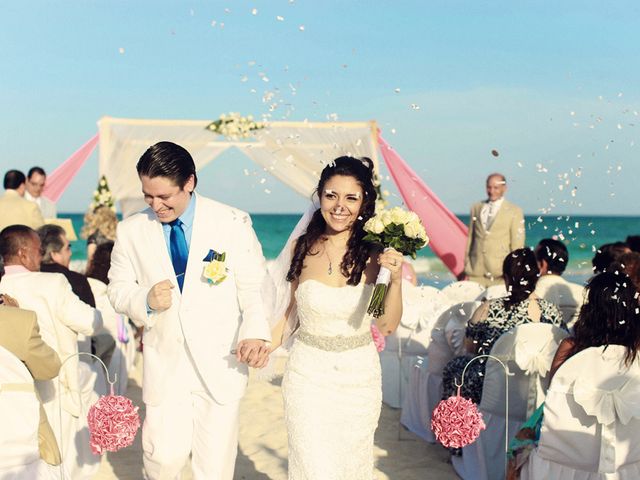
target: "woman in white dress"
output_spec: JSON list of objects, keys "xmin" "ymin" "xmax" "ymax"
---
[{"xmin": 270, "ymin": 156, "xmax": 404, "ymax": 479}]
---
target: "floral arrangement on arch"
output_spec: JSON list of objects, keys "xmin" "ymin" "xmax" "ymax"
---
[
  {"xmin": 89, "ymin": 175, "xmax": 116, "ymax": 212},
  {"xmin": 205, "ymin": 112, "xmax": 265, "ymax": 140}
]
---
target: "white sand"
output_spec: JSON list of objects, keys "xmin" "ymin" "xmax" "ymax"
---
[{"xmin": 95, "ymin": 357, "xmax": 457, "ymax": 479}]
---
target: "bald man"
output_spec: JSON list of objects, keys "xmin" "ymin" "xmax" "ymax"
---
[{"xmin": 463, "ymin": 173, "xmax": 525, "ymax": 286}]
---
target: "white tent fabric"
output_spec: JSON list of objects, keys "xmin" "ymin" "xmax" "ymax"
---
[{"xmin": 98, "ymin": 117, "xmax": 379, "ymax": 217}]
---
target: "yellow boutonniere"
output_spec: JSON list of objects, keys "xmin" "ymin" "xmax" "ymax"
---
[{"xmin": 202, "ymin": 250, "xmax": 227, "ymax": 285}]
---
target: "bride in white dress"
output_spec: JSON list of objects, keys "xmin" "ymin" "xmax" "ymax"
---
[{"xmin": 269, "ymin": 156, "xmax": 404, "ymax": 479}]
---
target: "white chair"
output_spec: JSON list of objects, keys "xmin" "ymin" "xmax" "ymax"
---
[
  {"xmin": 400, "ymin": 301, "xmax": 479, "ymax": 441},
  {"xmin": 381, "ymin": 282, "xmax": 446, "ymax": 407},
  {"xmin": 440, "ymin": 280, "xmax": 486, "ymax": 306},
  {"xmin": 453, "ymin": 323, "xmax": 568, "ymax": 480},
  {"xmin": 0, "ymin": 346, "xmax": 55, "ymax": 479},
  {"xmin": 522, "ymin": 345, "xmax": 640, "ymax": 480}
]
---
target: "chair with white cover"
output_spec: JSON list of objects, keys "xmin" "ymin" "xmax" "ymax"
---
[
  {"xmin": 381, "ymin": 282, "xmax": 446, "ymax": 408},
  {"xmin": 522, "ymin": 345, "xmax": 640, "ymax": 480},
  {"xmin": 0, "ymin": 346, "xmax": 55, "ymax": 479},
  {"xmin": 440, "ymin": 280, "xmax": 486, "ymax": 306},
  {"xmin": 453, "ymin": 323, "xmax": 568, "ymax": 480},
  {"xmin": 400, "ymin": 301, "xmax": 479, "ymax": 441}
]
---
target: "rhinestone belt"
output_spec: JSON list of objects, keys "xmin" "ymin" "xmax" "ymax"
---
[{"xmin": 296, "ymin": 329, "xmax": 372, "ymax": 352}]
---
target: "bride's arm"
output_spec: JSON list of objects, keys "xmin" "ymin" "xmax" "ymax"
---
[
  {"xmin": 373, "ymin": 249, "xmax": 404, "ymax": 336},
  {"xmin": 269, "ymin": 278, "xmax": 299, "ymax": 352}
]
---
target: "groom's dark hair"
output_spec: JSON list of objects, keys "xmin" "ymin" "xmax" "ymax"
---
[{"xmin": 136, "ymin": 141, "xmax": 198, "ymax": 189}]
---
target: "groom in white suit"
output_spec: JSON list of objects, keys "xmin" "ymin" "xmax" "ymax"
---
[{"xmin": 108, "ymin": 141, "xmax": 271, "ymax": 480}]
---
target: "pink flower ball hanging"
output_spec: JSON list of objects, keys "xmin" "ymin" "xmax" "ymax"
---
[
  {"xmin": 431, "ymin": 390, "xmax": 486, "ymax": 448},
  {"xmin": 87, "ymin": 394, "xmax": 141, "ymax": 455},
  {"xmin": 370, "ymin": 324, "xmax": 386, "ymax": 352}
]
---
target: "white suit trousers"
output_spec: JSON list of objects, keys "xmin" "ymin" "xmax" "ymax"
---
[{"xmin": 142, "ymin": 344, "xmax": 240, "ymax": 480}]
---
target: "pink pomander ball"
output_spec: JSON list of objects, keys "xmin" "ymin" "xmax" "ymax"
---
[
  {"xmin": 370, "ymin": 324, "xmax": 386, "ymax": 352},
  {"xmin": 87, "ymin": 394, "xmax": 141, "ymax": 455},
  {"xmin": 431, "ymin": 391, "xmax": 486, "ymax": 448}
]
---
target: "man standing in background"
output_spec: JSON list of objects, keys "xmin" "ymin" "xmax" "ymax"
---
[
  {"xmin": 463, "ymin": 173, "xmax": 525, "ymax": 286},
  {"xmin": 25, "ymin": 167, "xmax": 57, "ymax": 219},
  {"xmin": 0, "ymin": 170, "xmax": 44, "ymax": 232}
]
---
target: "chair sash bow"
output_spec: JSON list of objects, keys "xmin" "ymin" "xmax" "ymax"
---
[{"xmin": 573, "ymin": 377, "xmax": 640, "ymax": 473}]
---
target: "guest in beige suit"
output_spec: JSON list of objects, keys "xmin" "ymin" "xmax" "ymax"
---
[
  {"xmin": 463, "ymin": 173, "xmax": 525, "ymax": 286},
  {"xmin": 0, "ymin": 296, "xmax": 62, "ymax": 466},
  {"xmin": 0, "ymin": 170, "xmax": 45, "ymax": 232}
]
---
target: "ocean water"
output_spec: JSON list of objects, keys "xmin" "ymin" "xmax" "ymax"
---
[{"xmin": 66, "ymin": 213, "xmax": 640, "ymax": 286}]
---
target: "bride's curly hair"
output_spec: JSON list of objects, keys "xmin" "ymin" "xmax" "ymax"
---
[{"xmin": 286, "ymin": 156, "xmax": 378, "ymax": 286}]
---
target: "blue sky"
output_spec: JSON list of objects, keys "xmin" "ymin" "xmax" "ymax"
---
[{"xmin": 1, "ymin": 1, "xmax": 638, "ymax": 214}]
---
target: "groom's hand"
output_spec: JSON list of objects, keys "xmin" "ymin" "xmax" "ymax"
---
[
  {"xmin": 147, "ymin": 280, "xmax": 174, "ymax": 312},
  {"xmin": 236, "ymin": 339, "xmax": 270, "ymax": 368}
]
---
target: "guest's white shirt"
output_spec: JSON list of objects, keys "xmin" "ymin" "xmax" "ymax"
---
[
  {"xmin": 25, "ymin": 191, "xmax": 57, "ymax": 219},
  {"xmin": 480, "ymin": 197, "xmax": 504, "ymax": 230}
]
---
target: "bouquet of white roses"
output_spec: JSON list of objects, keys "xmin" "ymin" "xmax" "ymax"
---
[{"xmin": 363, "ymin": 207, "xmax": 429, "ymax": 317}]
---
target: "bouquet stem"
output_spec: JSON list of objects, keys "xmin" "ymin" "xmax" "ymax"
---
[{"xmin": 368, "ymin": 266, "xmax": 391, "ymax": 317}]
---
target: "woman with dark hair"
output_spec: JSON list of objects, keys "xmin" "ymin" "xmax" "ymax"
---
[
  {"xmin": 549, "ymin": 271, "xmax": 640, "ymax": 378},
  {"xmin": 269, "ymin": 156, "xmax": 404, "ymax": 479},
  {"xmin": 442, "ymin": 248, "xmax": 564, "ymax": 405}
]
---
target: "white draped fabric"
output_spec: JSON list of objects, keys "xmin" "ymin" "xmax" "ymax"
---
[
  {"xmin": 523, "ymin": 345, "xmax": 640, "ymax": 480},
  {"xmin": 453, "ymin": 323, "xmax": 568, "ymax": 480},
  {"xmin": 98, "ymin": 117, "xmax": 379, "ymax": 217}
]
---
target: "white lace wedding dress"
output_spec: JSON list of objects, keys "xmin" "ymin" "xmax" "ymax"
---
[{"xmin": 282, "ymin": 280, "xmax": 382, "ymax": 480}]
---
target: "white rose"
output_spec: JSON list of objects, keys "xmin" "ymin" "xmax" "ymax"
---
[
  {"xmin": 365, "ymin": 217, "xmax": 385, "ymax": 234},
  {"xmin": 390, "ymin": 207, "xmax": 409, "ymax": 224},
  {"xmin": 380, "ymin": 210, "xmax": 393, "ymax": 226},
  {"xmin": 403, "ymin": 221, "xmax": 422, "ymax": 239}
]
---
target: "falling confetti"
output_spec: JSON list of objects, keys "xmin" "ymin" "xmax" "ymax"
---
[
  {"xmin": 491, "ymin": 149, "xmax": 499, "ymax": 157},
  {"xmin": 276, "ymin": 15, "xmax": 284, "ymax": 21},
  {"xmin": 410, "ymin": 104, "xmax": 420, "ymax": 110},
  {"xmin": 394, "ymin": 88, "xmax": 401, "ymax": 93},
  {"xmin": 118, "ymin": 47, "xmax": 125, "ymax": 54},
  {"xmin": 299, "ymin": 25, "xmax": 305, "ymax": 31},
  {"xmin": 251, "ymin": 8, "xmax": 258, "ymax": 15}
]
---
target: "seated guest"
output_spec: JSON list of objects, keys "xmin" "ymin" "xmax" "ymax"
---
[
  {"xmin": 80, "ymin": 205, "xmax": 118, "ymax": 266},
  {"xmin": 549, "ymin": 270, "xmax": 640, "ymax": 380},
  {"xmin": 442, "ymin": 248, "xmax": 564, "ymax": 404},
  {"xmin": 621, "ymin": 251, "xmax": 640, "ymax": 292},
  {"xmin": 38, "ymin": 224, "xmax": 95, "ymax": 306},
  {"xmin": 592, "ymin": 241, "xmax": 631, "ymax": 274},
  {"xmin": 0, "ymin": 169, "xmax": 44, "ymax": 232},
  {"xmin": 38, "ymin": 223, "xmax": 115, "ymax": 366},
  {"xmin": 0, "ymin": 225, "xmax": 103, "ymax": 479},
  {"xmin": 25, "ymin": 167, "xmax": 57, "ymax": 219},
  {"xmin": 626, "ymin": 235, "xmax": 640, "ymax": 253},
  {"xmin": 508, "ymin": 271, "xmax": 640, "ymax": 479},
  {"xmin": 534, "ymin": 239, "xmax": 584, "ymax": 329},
  {"xmin": 0, "ymin": 296, "xmax": 62, "ymax": 469}
]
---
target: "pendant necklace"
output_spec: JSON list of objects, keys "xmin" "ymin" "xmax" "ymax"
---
[{"xmin": 325, "ymin": 248, "xmax": 334, "ymax": 275}]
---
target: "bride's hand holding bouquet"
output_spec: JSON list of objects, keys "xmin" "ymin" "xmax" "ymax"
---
[{"xmin": 363, "ymin": 207, "xmax": 429, "ymax": 318}]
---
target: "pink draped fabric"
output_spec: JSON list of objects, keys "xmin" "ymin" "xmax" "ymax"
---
[
  {"xmin": 42, "ymin": 133, "xmax": 99, "ymax": 202},
  {"xmin": 378, "ymin": 134, "xmax": 468, "ymax": 277}
]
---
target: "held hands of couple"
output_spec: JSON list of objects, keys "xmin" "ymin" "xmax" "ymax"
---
[
  {"xmin": 377, "ymin": 248, "xmax": 404, "ymax": 283},
  {"xmin": 235, "ymin": 339, "xmax": 270, "ymax": 369},
  {"xmin": 147, "ymin": 279, "xmax": 174, "ymax": 312}
]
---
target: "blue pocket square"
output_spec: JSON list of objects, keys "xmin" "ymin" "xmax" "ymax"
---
[{"xmin": 203, "ymin": 249, "xmax": 225, "ymax": 262}]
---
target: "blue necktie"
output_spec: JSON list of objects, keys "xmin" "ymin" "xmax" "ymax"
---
[{"xmin": 169, "ymin": 219, "xmax": 188, "ymax": 292}]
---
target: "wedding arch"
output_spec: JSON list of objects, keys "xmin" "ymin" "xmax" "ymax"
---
[{"xmin": 43, "ymin": 115, "xmax": 468, "ymax": 276}]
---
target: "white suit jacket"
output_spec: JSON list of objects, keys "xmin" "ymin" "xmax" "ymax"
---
[
  {"xmin": 108, "ymin": 193, "xmax": 271, "ymax": 406},
  {"xmin": 0, "ymin": 271, "xmax": 103, "ymax": 416}
]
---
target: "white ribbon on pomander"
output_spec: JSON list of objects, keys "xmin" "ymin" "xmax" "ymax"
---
[{"xmin": 573, "ymin": 377, "xmax": 640, "ymax": 473}]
